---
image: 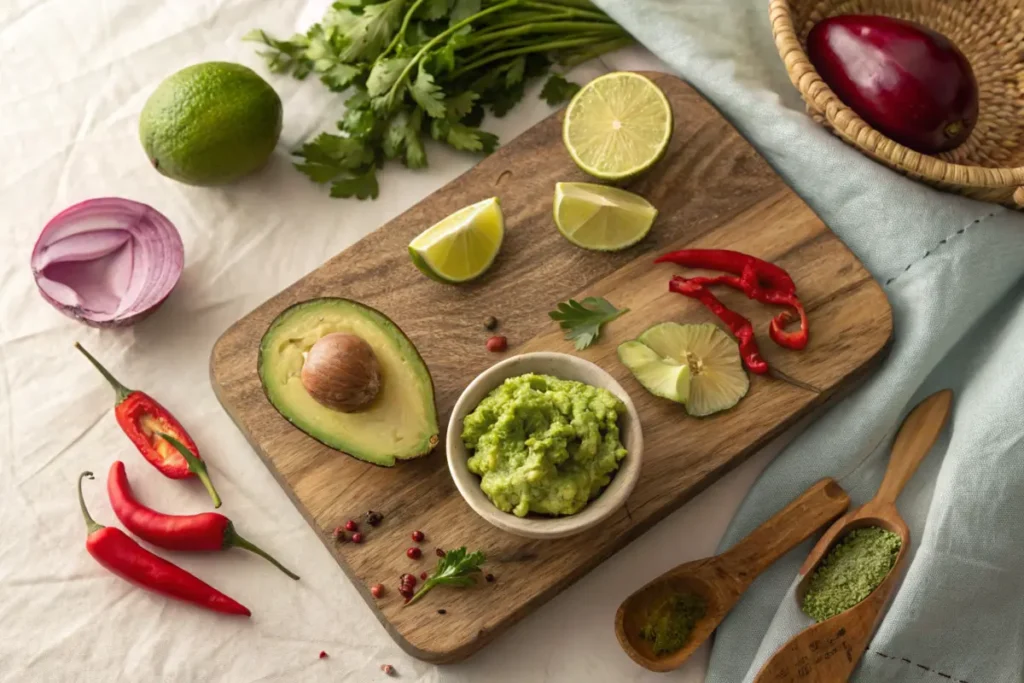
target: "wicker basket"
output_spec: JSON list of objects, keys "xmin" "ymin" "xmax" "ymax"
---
[{"xmin": 770, "ymin": 0, "xmax": 1024, "ymax": 209}]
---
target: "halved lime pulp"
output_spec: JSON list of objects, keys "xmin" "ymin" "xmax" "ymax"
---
[
  {"xmin": 408, "ymin": 197, "xmax": 504, "ymax": 283},
  {"xmin": 554, "ymin": 182, "xmax": 657, "ymax": 251},
  {"xmin": 562, "ymin": 72, "xmax": 673, "ymax": 181}
]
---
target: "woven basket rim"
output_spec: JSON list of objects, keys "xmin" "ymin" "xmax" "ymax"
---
[{"xmin": 769, "ymin": 0, "xmax": 1024, "ymax": 189}]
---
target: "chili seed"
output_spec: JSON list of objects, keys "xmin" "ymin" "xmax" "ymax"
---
[
  {"xmin": 333, "ymin": 527, "xmax": 346, "ymax": 542},
  {"xmin": 365, "ymin": 510, "xmax": 384, "ymax": 527},
  {"xmin": 371, "ymin": 584, "xmax": 385, "ymax": 599},
  {"xmin": 484, "ymin": 316, "xmax": 498, "ymax": 330},
  {"xmin": 345, "ymin": 520, "xmax": 359, "ymax": 532},
  {"xmin": 411, "ymin": 530, "xmax": 425, "ymax": 543},
  {"xmin": 351, "ymin": 532, "xmax": 363, "ymax": 544},
  {"xmin": 407, "ymin": 547, "xmax": 422, "ymax": 560},
  {"xmin": 486, "ymin": 335, "xmax": 508, "ymax": 352},
  {"xmin": 485, "ymin": 573, "xmax": 495, "ymax": 583},
  {"xmin": 437, "ymin": 609, "xmax": 447, "ymax": 615},
  {"xmin": 381, "ymin": 663, "xmax": 396, "ymax": 676},
  {"xmin": 319, "ymin": 651, "xmax": 328, "ymax": 659},
  {"xmin": 435, "ymin": 548, "xmax": 446, "ymax": 557}
]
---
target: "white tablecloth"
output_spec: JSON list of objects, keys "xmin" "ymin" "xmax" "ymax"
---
[{"xmin": 0, "ymin": 2, "xmax": 783, "ymax": 680}]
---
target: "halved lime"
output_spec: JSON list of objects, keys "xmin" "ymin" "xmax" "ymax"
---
[
  {"xmin": 409, "ymin": 197, "xmax": 504, "ymax": 283},
  {"xmin": 617, "ymin": 340, "xmax": 691, "ymax": 402},
  {"xmin": 553, "ymin": 182, "xmax": 657, "ymax": 251},
  {"xmin": 562, "ymin": 72, "xmax": 673, "ymax": 181},
  {"xmin": 636, "ymin": 322, "xmax": 749, "ymax": 417}
]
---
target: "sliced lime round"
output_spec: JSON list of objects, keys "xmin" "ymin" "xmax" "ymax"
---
[
  {"xmin": 408, "ymin": 197, "xmax": 504, "ymax": 284},
  {"xmin": 562, "ymin": 72, "xmax": 673, "ymax": 181},
  {"xmin": 553, "ymin": 182, "xmax": 657, "ymax": 251},
  {"xmin": 635, "ymin": 322, "xmax": 749, "ymax": 417},
  {"xmin": 617, "ymin": 340, "xmax": 691, "ymax": 402}
]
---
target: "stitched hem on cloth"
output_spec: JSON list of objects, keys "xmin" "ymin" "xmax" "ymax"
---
[
  {"xmin": 871, "ymin": 650, "xmax": 969, "ymax": 682},
  {"xmin": 883, "ymin": 212, "xmax": 1000, "ymax": 287}
]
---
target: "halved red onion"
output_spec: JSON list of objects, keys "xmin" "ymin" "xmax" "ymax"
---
[{"xmin": 31, "ymin": 198, "xmax": 184, "ymax": 327}]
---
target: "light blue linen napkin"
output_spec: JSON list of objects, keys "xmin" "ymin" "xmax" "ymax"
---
[{"xmin": 591, "ymin": 1, "xmax": 1024, "ymax": 681}]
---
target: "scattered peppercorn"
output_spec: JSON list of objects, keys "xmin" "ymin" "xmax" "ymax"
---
[
  {"xmin": 484, "ymin": 316, "xmax": 498, "ymax": 330},
  {"xmin": 435, "ymin": 548, "xmax": 446, "ymax": 557},
  {"xmin": 420, "ymin": 571, "xmax": 428, "ymax": 580},
  {"xmin": 411, "ymin": 530, "xmax": 425, "ymax": 543},
  {"xmin": 399, "ymin": 573, "xmax": 417, "ymax": 601},
  {"xmin": 485, "ymin": 573, "xmax": 495, "ymax": 583},
  {"xmin": 381, "ymin": 663, "xmax": 396, "ymax": 676},
  {"xmin": 333, "ymin": 527, "xmax": 346, "ymax": 542},
  {"xmin": 351, "ymin": 532, "xmax": 364, "ymax": 544},
  {"xmin": 437, "ymin": 609, "xmax": 447, "ymax": 615},
  {"xmin": 319, "ymin": 651, "xmax": 328, "ymax": 659},
  {"xmin": 486, "ymin": 335, "xmax": 507, "ymax": 352},
  {"xmin": 345, "ymin": 520, "xmax": 359, "ymax": 532},
  {"xmin": 407, "ymin": 547, "xmax": 422, "ymax": 560},
  {"xmin": 365, "ymin": 510, "xmax": 384, "ymax": 527},
  {"xmin": 371, "ymin": 583, "xmax": 385, "ymax": 599}
]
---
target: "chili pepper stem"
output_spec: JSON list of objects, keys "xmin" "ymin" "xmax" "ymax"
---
[
  {"xmin": 74, "ymin": 343, "xmax": 132, "ymax": 404},
  {"xmin": 157, "ymin": 433, "xmax": 222, "ymax": 508},
  {"xmin": 224, "ymin": 524, "xmax": 300, "ymax": 580},
  {"xmin": 77, "ymin": 472, "xmax": 104, "ymax": 535}
]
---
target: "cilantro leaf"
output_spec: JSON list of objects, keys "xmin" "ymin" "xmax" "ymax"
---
[
  {"xmin": 445, "ymin": 90, "xmax": 478, "ymax": 121},
  {"xmin": 541, "ymin": 74, "xmax": 581, "ymax": 105},
  {"xmin": 406, "ymin": 546, "xmax": 486, "ymax": 606},
  {"xmin": 330, "ymin": 168, "xmax": 380, "ymax": 199},
  {"xmin": 418, "ymin": 0, "xmax": 451, "ymax": 20},
  {"xmin": 548, "ymin": 297, "xmax": 629, "ymax": 350},
  {"xmin": 336, "ymin": 0, "xmax": 407, "ymax": 63},
  {"xmin": 449, "ymin": 0, "xmax": 481, "ymax": 25},
  {"xmin": 505, "ymin": 56, "xmax": 526, "ymax": 88},
  {"xmin": 384, "ymin": 109, "xmax": 427, "ymax": 168},
  {"xmin": 431, "ymin": 120, "xmax": 498, "ymax": 153},
  {"xmin": 320, "ymin": 63, "xmax": 362, "ymax": 91},
  {"xmin": 367, "ymin": 57, "xmax": 411, "ymax": 97},
  {"xmin": 409, "ymin": 65, "xmax": 447, "ymax": 118},
  {"xmin": 295, "ymin": 133, "xmax": 374, "ymax": 169},
  {"xmin": 243, "ymin": 30, "xmax": 313, "ymax": 78}
]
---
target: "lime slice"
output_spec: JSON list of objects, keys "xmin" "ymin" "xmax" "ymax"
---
[
  {"xmin": 617, "ymin": 340, "xmax": 691, "ymax": 402},
  {"xmin": 409, "ymin": 197, "xmax": 504, "ymax": 283},
  {"xmin": 562, "ymin": 72, "xmax": 673, "ymax": 181},
  {"xmin": 553, "ymin": 182, "xmax": 657, "ymax": 251},
  {"xmin": 635, "ymin": 322, "xmax": 749, "ymax": 417}
]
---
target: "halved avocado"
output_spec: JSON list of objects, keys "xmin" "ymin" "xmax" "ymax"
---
[{"xmin": 258, "ymin": 298, "xmax": 439, "ymax": 466}]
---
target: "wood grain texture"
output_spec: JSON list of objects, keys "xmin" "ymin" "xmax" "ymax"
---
[{"xmin": 210, "ymin": 73, "xmax": 893, "ymax": 663}]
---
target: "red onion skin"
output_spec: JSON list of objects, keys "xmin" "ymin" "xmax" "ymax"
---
[
  {"xmin": 30, "ymin": 198, "xmax": 183, "ymax": 327},
  {"xmin": 807, "ymin": 16, "xmax": 978, "ymax": 155}
]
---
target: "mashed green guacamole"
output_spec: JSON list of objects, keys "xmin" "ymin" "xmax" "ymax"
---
[{"xmin": 461, "ymin": 373, "xmax": 628, "ymax": 517}]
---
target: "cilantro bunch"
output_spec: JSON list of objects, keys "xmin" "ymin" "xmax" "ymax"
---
[{"xmin": 246, "ymin": 0, "xmax": 633, "ymax": 199}]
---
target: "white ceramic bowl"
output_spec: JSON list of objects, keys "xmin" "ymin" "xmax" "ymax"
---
[{"xmin": 447, "ymin": 352, "xmax": 644, "ymax": 540}]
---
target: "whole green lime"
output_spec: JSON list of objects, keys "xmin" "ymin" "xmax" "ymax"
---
[{"xmin": 139, "ymin": 62, "xmax": 283, "ymax": 186}]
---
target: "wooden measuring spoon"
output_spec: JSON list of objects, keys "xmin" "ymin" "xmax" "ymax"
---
[
  {"xmin": 615, "ymin": 478, "xmax": 850, "ymax": 672},
  {"xmin": 754, "ymin": 389, "xmax": 953, "ymax": 683}
]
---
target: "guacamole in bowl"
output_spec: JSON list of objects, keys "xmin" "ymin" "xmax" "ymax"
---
[{"xmin": 461, "ymin": 373, "xmax": 629, "ymax": 518}]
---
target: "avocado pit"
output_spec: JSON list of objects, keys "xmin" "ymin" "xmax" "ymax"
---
[{"xmin": 301, "ymin": 333, "xmax": 381, "ymax": 412}]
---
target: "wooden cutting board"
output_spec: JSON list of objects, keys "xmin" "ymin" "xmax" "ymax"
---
[{"xmin": 210, "ymin": 73, "xmax": 892, "ymax": 663}]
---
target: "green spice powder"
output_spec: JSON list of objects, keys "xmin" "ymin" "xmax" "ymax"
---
[
  {"xmin": 802, "ymin": 527, "xmax": 902, "ymax": 622},
  {"xmin": 639, "ymin": 592, "xmax": 706, "ymax": 656}
]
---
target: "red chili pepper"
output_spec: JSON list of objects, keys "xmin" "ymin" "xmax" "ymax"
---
[
  {"xmin": 107, "ymin": 461, "xmax": 299, "ymax": 580},
  {"xmin": 657, "ymin": 249, "xmax": 810, "ymax": 372},
  {"xmin": 669, "ymin": 277, "xmax": 769, "ymax": 374},
  {"xmin": 77, "ymin": 472, "xmax": 250, "ymax": 617},
  {"xmin": 75, "ymin": 343, "xmax": 221, "ymax": 507}
]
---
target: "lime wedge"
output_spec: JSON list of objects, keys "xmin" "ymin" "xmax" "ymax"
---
[
  {"xmin": 617, "ymin": 340, "xmax": 691, "ymax": 402},
  {"xmin": 563, "ymin": 72, "xmax": 673, "ymax": 181},
  {"xmin": 553, "ymin": 182, "xmax": 657, "ymax": 251},
  {"xmin": 409, "ymin": 197, "xmax": 504, "ymax": 283}
]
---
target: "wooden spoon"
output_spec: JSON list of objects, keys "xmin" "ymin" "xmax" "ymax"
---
[
  {"xmin": 615, "ymin": 478, "xmax": 851, "ymax": 672},
  {"xmin": 753, "ymin": 389, "xmax": 953, "ymax": 683}
]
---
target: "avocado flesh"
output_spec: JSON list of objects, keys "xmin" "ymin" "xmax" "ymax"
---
[{"xmin": 259, "ymin": 298, "xmax": 438, "ymax": 466}]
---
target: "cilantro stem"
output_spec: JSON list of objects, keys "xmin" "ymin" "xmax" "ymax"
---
[
  {"xmin": 382, "ymin": 0, "xmax": 427, "ymax": 60},
  {"xmin": 556, "ymin": 36, "xmax": 635, "ymax": 67},
  {"xmin": 383, "ymin": 0, "xmax": 522, "ymax": 112},
  {"xmin": 520, "ymin": 1, "xmax": 609, "ymax": 20},
  {"xmin": 451, "ymin": 35, "xmax": 617, "ymax": 79},
  {"xmin": 462, "ymin": 21, "xmax": 621, "ymax": 47}
]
